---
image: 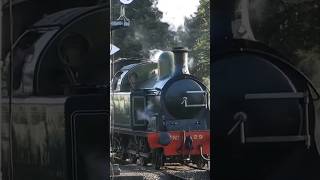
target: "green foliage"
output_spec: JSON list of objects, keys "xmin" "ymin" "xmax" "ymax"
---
[
  {"xmin": 111, "ymin": 0, "xmax": 210, "ymax": 88},
  {"xmin": 281, "ymin": 2, "xmax": 320, "ymax": 90},
  {"xmin": 296, "ymin": 46, "xmax": 320, "ymax": 88},
  {"xmin": 252, "ymin": 1, "xmax": 320, "ymax": 64},
  {"xmin": 253, "ymin": 1, "xmax": 320, "ymax": 106},
  {"xmin": 111, "ymin": 0, "xmax": 175, "ymax": 58},
  {"xmin": 176, "ymin": 0, "xmax": 210, "ymax": 86},
  {"xmin": 247, "ymin": 1, "xmax": 320, "ymax": 93}
]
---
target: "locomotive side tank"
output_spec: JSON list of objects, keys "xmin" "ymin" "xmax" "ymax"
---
[{"xmin": 213, "ymin": 40, "xmax": 320, "ymax": 180}]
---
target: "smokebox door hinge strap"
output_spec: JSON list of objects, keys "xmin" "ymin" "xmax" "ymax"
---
[
  {"xmin": 304, "ymin": 91, "xmax": 311, "ymax": 149},
  {"xmin": 227, "ymin": 112, "xmax": 247, "ymax": 144}
]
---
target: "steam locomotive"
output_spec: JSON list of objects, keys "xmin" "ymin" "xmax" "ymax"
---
[
  {"xmin": 110, "ymin": 48, "xmax": 210, "ymax": 169},
  {"xmin": 1, "ymin": 5, "xmax": 108, "ymax": 180},
  {"xmin": 213, "ymin": 39, "xmax": 320, "ymax": 180}
]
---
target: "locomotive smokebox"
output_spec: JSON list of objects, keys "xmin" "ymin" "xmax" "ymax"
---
[{"xmin": 172, "ymin": 47, "xmax": 190, "ymax": 76}]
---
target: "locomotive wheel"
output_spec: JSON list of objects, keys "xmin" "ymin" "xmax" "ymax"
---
[
  {"xmin": 127, "ymin": 153, "xmax": 137, "ymax": 164},
  {"xmin": 111, "ymin": 137, "xmax": 127, "ymax": 162},
  {"xmin": 138, "ymin": 157, "xmax": 147, "ymax": 166},
  {"xmin": 152, "ymin": 149, "xmax": 164, "ymax": 170}
]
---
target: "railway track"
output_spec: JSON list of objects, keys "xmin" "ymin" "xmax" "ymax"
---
[
  {"xmin": 162, "ymin": 171, "xmax": 190, "ymax": 180},
  {"xmin": 160, "ymin": 163, "xmax": 210, "ymax": 180},
  {"xmin": 111, "ymin": 156, "xmax": 210, "ymax": 180}
]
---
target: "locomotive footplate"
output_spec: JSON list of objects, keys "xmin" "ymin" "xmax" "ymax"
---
[
  {"xmin": 111, "ymin": 127, "xmax": 149, "ymax": 137},
  {"xmin": 147, "ymin": 131, "xmax": 210, "ymax": 156}
]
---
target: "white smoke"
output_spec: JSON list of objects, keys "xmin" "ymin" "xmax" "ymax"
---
[
  {"xmin": 136, "ymin": 110, "xmax": 151, "ymax": 121},
  {"xmin": 149, "ymin": 49, "xmax": 163, "ymax": 62},
  {"xmin": 188, "ymin": 57, "xmax": 195, "ymax": 69},
  {"xmin": 136, "ymin": 103, "xmax": 154, "ymax": 121}
]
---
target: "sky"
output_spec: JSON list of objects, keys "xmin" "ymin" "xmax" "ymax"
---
[{"xmin": 155, "ymin": 0, "xmax": 200, "ymax": 31}]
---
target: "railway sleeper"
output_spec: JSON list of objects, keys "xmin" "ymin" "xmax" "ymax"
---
[{"xmin": 127, "ymin": 150, "xmax": 150, "ymax": 158}]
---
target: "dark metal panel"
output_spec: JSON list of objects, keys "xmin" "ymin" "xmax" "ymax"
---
[
  {"xmin": 65, "ymin": 94, "xmax": 108, "ymax": 180},
  {"xmin": 32, "ymin": 6, "xmax": 105, "ymax": 28},
  {"xmin": 35, "ymin": 6, "xmax": 108, "ymax": 95},
  {"xmin": 1, "ymin": 97, "xmax": 67, "ymax": 180}
]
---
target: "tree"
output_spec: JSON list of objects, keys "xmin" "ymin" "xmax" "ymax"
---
[
  {"xmin": 250, "ymin": 0, "xmax": 320, "ymax": 65},
  {"xmin": 176, "ymin": 0, "xmax": 210, "ymax": 87},
  {"xmin": 111, "ymin": 0, "xmax": 175, "ymax": 59},
  {"xmin": 249, "ymin": 0, "xmax": 320, "ymax": 105}
]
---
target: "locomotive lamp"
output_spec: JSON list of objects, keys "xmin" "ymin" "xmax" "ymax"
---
[{"xmin": 159, "ymin": 132, "xmax": 171, "ymax": 146}]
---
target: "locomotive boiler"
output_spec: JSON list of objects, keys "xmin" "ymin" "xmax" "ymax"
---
[
  {"xmin": 111, "ymin": 47, "xmax": 210, "ymax": 169},
  {"xmin": 1, "ymin": 5, "xmax": 108, "ymax": 180}
]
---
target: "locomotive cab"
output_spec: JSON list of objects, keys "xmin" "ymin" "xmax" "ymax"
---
[
  {"xmin": 3, "ymin": 6, "xmax": 108, "ymax": 96},
  {"xmin": 111, "ymin": 61, "xmax": 157, "ymax": 92}
]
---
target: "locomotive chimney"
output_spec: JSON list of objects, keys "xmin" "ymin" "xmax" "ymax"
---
[{"xmin": 172, "ymin": 47, "xmax": 190, "ymax": 76}]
